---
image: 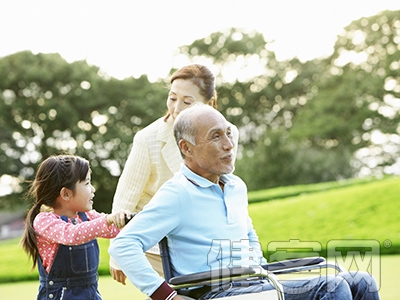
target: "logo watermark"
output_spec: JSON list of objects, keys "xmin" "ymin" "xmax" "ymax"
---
[
  {"xmin": 206, "ymin": 239, "xmax": 382, "ymax": 295},
  {"xmin": 327, "ymin": 239, "xmax": 380, "ymax": 292},
  {"xmin": 267, "ymin": 239, "xmax": 324, "ymax": 294},
  {"xmin": 207, "ymin": 239, "xmax": 264, "ymax": 288},
  {"xmin": 268, "ymin": 239, "xmax": 322, "ymax": 263}
]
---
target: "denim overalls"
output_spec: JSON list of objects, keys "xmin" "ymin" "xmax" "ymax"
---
[{"xmin": 37, "ymin": 212, "xmax": 102, "ymax": 300}]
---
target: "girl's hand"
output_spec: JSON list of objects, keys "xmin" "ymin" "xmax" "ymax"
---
[{"xmin": 106, "ymin": 210, "xmax": 132, "ymax": 228}]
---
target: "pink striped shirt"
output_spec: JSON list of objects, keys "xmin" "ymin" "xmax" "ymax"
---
[{"xmin": 34, "ymin": 210, "xmax": 120, "ymax": 273}]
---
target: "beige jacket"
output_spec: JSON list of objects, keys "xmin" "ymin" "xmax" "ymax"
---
[{"xmin": 111, "ymin": 117, "xmax": 181, "ymax": 214}]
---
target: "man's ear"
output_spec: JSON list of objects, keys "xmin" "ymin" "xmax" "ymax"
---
[
  {"xmin": 179, "ymin": 139, "xmax": 192, "ymax": 157},
  {"xmin": 60, "ymin": 187, "xmax": 72, "ymax": 200}
]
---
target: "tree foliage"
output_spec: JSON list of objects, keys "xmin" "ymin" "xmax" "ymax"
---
[
  {"xmin": 0, "ymin": 51, "xmax": 166, "ymax": 211},
  {"xmin": 1, "ymin": 10, "xmax": 399, "ymax": 208},
  {"xmin": 292, "ymin": 10, "xmax": 400, "ymax": 178},
  {"xmin": 176, "ymin": 11, "xmax": 400, "ymax": 189}
]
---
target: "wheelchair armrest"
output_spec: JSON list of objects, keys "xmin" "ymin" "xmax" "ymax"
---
[
  {"xmin": 263, "ymin": 256, "xmax": 326, "ymax": 273},
  {"xmin": 169, "ymin": 257, "xmax": 326, "ymax": 285},
  {"xmin": 169, "ymin": 266, "xmax": 256, "ymax": 285},
  {"xmin": 169, "ymin": 265, "xmax": 284, "ymax": 300}
]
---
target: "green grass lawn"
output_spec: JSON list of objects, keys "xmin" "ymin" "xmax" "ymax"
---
[
  {"xmin": 247, "ymin": 176, "xmax": 377, "ymax": 203},
  {"xmin": 1, "ymin": 176, "xmax": 399, "ymax": 298},
  {"xmin": 1, "ymin": 256, "xmax": 398, "ymax": 299},
  {"xmin": 0, "ymin": 238, "xmax": 128, "ymax": 282},
  {"xmin": 249, "ymin": 176, "xmax": 400, "ymax": 258},
  {"xmin": 0, "ymin": 275, "xmax": 147, "ymax": 299}
]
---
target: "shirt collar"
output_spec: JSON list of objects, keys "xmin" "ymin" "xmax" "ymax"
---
[{"xmin": 180, "ymin": 164, "xmax": 231, "ymax": 187}]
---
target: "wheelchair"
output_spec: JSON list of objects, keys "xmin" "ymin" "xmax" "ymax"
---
[{"xmin": 159, "ymin": 237, "xmax": 346, "ymax": 300}]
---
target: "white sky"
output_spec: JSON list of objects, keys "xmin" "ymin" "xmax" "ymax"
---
[{"xmin": 1, "ymin": 0, "xmax": 400, "ymax": 82}]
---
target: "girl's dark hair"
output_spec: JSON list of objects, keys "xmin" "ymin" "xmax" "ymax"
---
[
  {"xmin": 20, "ymin": 154, "xmax": 90, "ymax": 269},
  {"xmin": 164, "ymin": 64, "xmax": 217, "ymax": 120}
]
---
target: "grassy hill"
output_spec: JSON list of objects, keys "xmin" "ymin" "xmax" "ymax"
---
[
  {"xmin": 1, "ymin": 176, "xmax": 399, "ymax": 283},
  {"xmin": 249, "ymin": 176, "xmax": 400, "ymax": 260}
]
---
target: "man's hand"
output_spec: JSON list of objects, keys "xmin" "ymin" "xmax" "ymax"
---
[{"xmin": 110, "ymin": 266, "xmax": 127, "ymax": 285}]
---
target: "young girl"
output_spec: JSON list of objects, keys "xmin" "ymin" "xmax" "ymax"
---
[{"xmin": 20, "ymin": 154, "xmax": 132, "ymax": 300}]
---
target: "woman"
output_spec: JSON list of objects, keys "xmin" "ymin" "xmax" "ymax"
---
[{"xmin": 109, "ymin": 64, "xmax": 238, "ymax": 284}]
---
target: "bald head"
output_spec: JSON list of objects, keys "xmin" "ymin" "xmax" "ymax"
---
[
  {"xmin": 173, "ymin": 103, "xmax": 224, "ymax": 150},
  {"xmin": 173, "ymin": 103, "xmax": 235, "ymax": 182}
]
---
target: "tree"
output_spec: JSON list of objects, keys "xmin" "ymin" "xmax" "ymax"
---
[
  {"xmin": 176, "ymin": 28, "xmax": 339, "ymax": 187},
  {"xmin": 176, "ymin": 10, "xmax": 400, "ymax": 188},
  {"xmin": 291, "ymin": 10, "xmax": 400, "ymax": 178},
  {"xmin": 2, "ymin": 9, "xmax": 399, "ymax": 207},
  {"xmin": 0, "ymin": 51, "xmax": 166, "ymax": 211}
]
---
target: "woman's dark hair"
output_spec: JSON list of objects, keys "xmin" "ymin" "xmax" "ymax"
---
[
  {"xmin": 164, "ymin": 64, "xmax": 217, "ymax": 120},
  {"xmin": 20, "ymin": 154, "xmax": 90, "ymax": 269}
]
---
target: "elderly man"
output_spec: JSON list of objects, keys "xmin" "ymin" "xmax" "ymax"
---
[{"xmin": 109, "ymin": 103, "xmax": 379, "ymax": 300}]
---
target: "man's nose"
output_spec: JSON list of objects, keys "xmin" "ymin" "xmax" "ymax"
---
[{"xmin": 223, "ymin": 135, "xmax": 235, "ymax": 150}]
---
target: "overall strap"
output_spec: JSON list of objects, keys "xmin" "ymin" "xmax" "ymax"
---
[
  {"xmin": 59, "ymin": 212, "xmax": 88, "ymax": 223},
  {"xmin": 60, "ymin": 215, "xmax": 68, "ymax": 222},
  {"xmin": 78, "ymin": 212, "xmax": 88, "ymax": 221}
]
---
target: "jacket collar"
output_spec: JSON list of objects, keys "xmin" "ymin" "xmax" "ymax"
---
[{"xmin": 159, "ymin": 117, "xmax": 181, "ymax": 173}]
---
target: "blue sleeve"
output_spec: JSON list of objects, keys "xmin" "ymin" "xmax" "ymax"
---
[{"xmin": 109, "ymin": 181, "xmax": 181, "ymax": 296}]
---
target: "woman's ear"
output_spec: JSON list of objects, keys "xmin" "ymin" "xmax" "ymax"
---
[
  {"xmin": 207, "ymin": 97, "xmax": 217, "ymax": 109},
  {"xmin": 60, "ymin": 187, "xmax": 72, "ymax": 200}
]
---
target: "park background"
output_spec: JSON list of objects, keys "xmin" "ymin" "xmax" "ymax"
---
[{"xmin": 1, "ymin": 1, "xmax": 400, "ymax": 299}]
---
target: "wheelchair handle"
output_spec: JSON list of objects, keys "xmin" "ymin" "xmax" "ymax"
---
[{"xmin": 124, "ymin": 213, "xmax": 138, "ymax": 225}]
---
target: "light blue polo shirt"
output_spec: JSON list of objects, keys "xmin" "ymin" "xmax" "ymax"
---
[{"xmin": 109, "ymin": 164, "xmax": 266, "ymax": 296}]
